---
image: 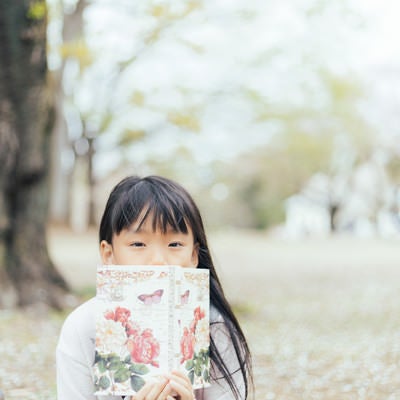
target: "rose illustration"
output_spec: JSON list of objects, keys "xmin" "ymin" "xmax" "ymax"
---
[
  {"xmin": 180, "ymin": 327, "xmax": 195, "ymax": 363},
  {"xmin": 194, "ymin": 306, "xmax": 205, "ymax": 322},
  {"xmin": 125, "ymin": 320, "xmax": 140, "ymax": 337},
  {"xmin": 180, "ymin": 306, "xmax": 210, "ymax": 386},
  {"xmin": 190, "ymin": 306, "xmax": 206, "ymax": 333},
  {"xmin": 104, "ymin": 306, "xmax": 131, "ymax": 327},
  {"xmin": 96, "ymin": 319, "xmax": 128, "ymax": 355},
  {"xmin": 127, "ymin": 328, "xmax": 160, "ymax": 367},
  {"xmin": 95, "ymin": 306, "xmax": 161, "ymax": 394}
]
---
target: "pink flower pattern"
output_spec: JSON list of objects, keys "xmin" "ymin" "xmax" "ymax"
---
[
  {"xmin": 103, "ymin": 307, "xmax": 160, "ymax": 367},
  {"xmin": 180, "ymin": 306, "xmax": 208, "ymax": 364}
]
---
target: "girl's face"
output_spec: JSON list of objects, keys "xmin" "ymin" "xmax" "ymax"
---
[{"xmin": 100, "ymin": 213, "xmax": 199, "ymax": 268}]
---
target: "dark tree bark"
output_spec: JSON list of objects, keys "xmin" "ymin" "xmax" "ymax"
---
[
  {"xmin": 329, "ymin": 202, "xmax": 339, "ymax": 232},
  {"xmin": 0, "ymin": 0, "xmax": 69, "ymax": 308}
]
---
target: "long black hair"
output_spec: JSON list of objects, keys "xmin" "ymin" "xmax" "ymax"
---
[{"xmin": 99, "ymin": 175, "xmax": 252, "ymax": 399}]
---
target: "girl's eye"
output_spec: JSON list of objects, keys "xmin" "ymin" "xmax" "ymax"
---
[
  {"xmin": 130, "ymin": 242, "xmax": 145, "ymax": 247},
  {"xmin": 169, "ymin": 242, "xmax": 183, "ymax": 248}
]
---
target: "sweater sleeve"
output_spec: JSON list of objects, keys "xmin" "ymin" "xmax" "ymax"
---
[{"xmin": 56, "ymin": 298, "xmax": 118, "ymax": 400}]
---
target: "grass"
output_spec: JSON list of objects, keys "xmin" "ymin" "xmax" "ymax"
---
[
  {"xmin": 1, "ymin": 228, "xmax": 400, "ymax": 399},
  {"xmin": 0, "ymin": 310, "xmax": 61, "ymax": 399}
]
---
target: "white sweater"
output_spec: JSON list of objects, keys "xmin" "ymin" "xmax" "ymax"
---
[{"xmin": 56, "ymin": 297, "xmax": 246, "ymax": 400}]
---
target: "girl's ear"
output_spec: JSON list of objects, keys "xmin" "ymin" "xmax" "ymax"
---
[
  {"xmin": 100, "ymin": 240, "xmax": 114, "ymax": 264},
  {"xmin": 192, "ymin": 243, "xmax": 199, "ymax": 268}
]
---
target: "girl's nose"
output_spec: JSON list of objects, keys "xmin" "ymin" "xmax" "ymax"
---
[{"xmin": 150, "ymin": 247, "xmax": 168, "ymax": 265}]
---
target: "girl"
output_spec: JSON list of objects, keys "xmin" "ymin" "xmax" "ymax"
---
[{"xmin": 57, "ymin": 175, "xmax": 252, "ymax": 400}]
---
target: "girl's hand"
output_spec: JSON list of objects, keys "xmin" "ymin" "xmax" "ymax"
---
[
  {"xmin": 129, "ymin": 370, "xmax": 195, "ymax": 400},
  {"xmin": 129, "ymin": 376, "xmax": 168, "ymax": 400},
  {"xmin": 164, "ymin": 370, "xmax": 195, "ymax": 400}
]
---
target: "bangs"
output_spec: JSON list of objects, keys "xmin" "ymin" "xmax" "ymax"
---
[{"xmin": 111, "ymin": 180, "xmax": 189, "ymax": 236}]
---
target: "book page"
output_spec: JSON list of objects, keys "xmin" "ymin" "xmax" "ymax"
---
[
  {"xmin": 175, "ymin": 268, "xmax": 210, "ymax": 389},
  {"xmin": 94, "ymin": 265, "xmax": 171, "ymax": 396}
]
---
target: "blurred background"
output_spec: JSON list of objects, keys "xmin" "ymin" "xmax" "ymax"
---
[{"xmin": 0, "ymin": 0, "xmax": 400, "ymax": 399}]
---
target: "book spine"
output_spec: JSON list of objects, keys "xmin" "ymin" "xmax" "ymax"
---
[{"xmin": 167, "ymin": 266, "xmax": 176, "ymax": 372}]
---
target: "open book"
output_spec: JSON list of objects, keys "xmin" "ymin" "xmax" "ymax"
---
[{"xmin": 93, "ymin": 265, "xmax": 210, "ymax": 396}]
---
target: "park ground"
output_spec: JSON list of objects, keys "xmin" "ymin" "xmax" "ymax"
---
[{"xmin": 1, "ymin": 227, "xmax": 400, "ymax": 399}]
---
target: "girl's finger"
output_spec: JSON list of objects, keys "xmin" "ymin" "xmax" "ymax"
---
[
  {"xmin": 169, "ymin": 379, "xmax": 195, "ymax": 400},
  {"xmin": 166, "ymin": 371, "xmax": 195, "ymax": 400},
  {"xmin": 168, "ymin": 370, "xmax": 192, "ymax": 385},
  {"xmin": 155, "ymin": 380, "xmax": 172, "ymax": 400},
  {"xmin": 134, "ymin": 377, "xmax": 168, "ymax": 400}
]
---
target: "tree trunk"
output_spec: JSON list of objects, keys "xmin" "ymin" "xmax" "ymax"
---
[
  {"xmin": 49, "ymin": 0, "xmax": 87, "ymax": 225},
  {"xmin": 0, "ymin": 0, "xmax": 69, "ymax": 309},
  {"xmin": 329, "ymin": 202, "xmax": 339, "ymax": 232},
  {"xmin": 49, "ymin": 82, "xmax": 71, "ymax": 224}
]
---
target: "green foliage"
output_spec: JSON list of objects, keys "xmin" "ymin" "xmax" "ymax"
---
[
  {"xmin": 197, "ymin": 124, "xmax": 376, "ymax": 230},
  {"xmin": 129, "ymin": 363, "xmax": 150, "ymax": 375},
  {"xmin": 114, "ymin": 367, "xmax": 131, "ymax": 383},
  {"xmin": 130, "ymin": 375, "xmax": 146, "ymax": 392},
  {"xmin": 218, "ymin": 132, "xmax": 334, "ymax": 229},
  {"xmin": 131, "ymin": 91, "xmax": 145, "ymax": 107},
  {"xmin": 119, "ymin": 129, "xmax": 146, "ymax": 146},
  {"xmin": 97, "ymin": 375, "xmax": 110, "ymax": 390},
  {"xmin": 200, "ymin": 67, "xmax": 376, "ymax": 230},
  {"xmin": 150, "ymin": 4, "xmax": 169, "ymax": 18},
  {"xmin": 60, "ymin": 40, "xmax": 93, "ymax": 67},
  {"xmin": 386, "ymin": 158, "xmax": 400, "ymax": 182},
  {"xmin": 238, "ymin": 176, "xmax": 285, "ymax": 229},
  {"xmin": 185, "ymin": 359, "xmax": 194, "ymax": 370},
  {"xmin": 94, "ymin": 352, "xmax": 149, "ymax": 393},
  {"xmin": 27, "ymin": 1, "xmax": 47, "ymax": 21},
  {"xmin": 274, "ymin": 131, "xmax": 333, "ymax": 185},
  {"xmin": 168, "ymin": 110, "xmax": 201, "ymax": 132},
  {"xmin": 184, "ymin": 349, "xmax": 210, "ymax": 385}
]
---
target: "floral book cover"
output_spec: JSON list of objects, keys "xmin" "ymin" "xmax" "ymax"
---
[{"xmin": 93, "ymin": 265, "xmax": 210, "ymax": 396}]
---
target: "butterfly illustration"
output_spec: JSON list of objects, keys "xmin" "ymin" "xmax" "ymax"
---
[
  {"xmin": 138, "ymin": 289, "xmax": 164, "ymax": 305},
  {"xmin": 180, "ymin": 289, "xmax": 190, "ymax": 306}
]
